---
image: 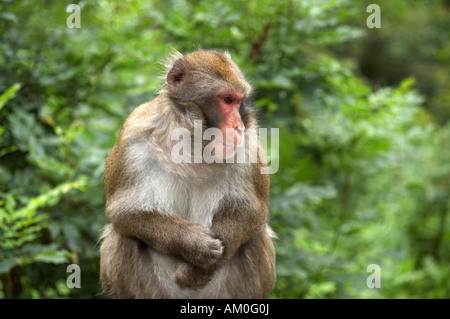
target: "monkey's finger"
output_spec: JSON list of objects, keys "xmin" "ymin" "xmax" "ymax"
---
[
  {"xmin": 173, "ymin": 262, "xmax": 215, "ymax": 290},
  {"xmin": 202, "ymin": 228, "xmax": 216, "ymax": 238},
  {"xmin": 210, "ymin": 238, "xmax": 224, "ymax": 251}
]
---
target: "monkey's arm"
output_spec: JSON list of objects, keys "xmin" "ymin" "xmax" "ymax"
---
[
  {"xmin": 105, "ymin": 206, "xmax": 223, "ymax": 267},
  {"xmin": 173, "ymin": 166, "xmax": 269, "ymax": 289},
  {"xmin": 174, "ymin": 202, "xmax": 268, "ymax": 289},
  {"xmin": 211, "ymin": 162, "xmax": 270, "ymax": 264},
  {"xmin": 104, "ymin": 134, "xmax": 224, "ymax": 268},
  {"xmin": 211, "ymin": 200, "xmax": 268, "ymax": 263}
]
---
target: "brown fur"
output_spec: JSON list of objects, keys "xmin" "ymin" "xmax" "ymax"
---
[{"xmin": 99, "ymin": 50, "xmax": 276, "ymax": 298}]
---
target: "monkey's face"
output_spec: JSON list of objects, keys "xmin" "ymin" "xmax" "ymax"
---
[
  {"xmin": 211, "ymin": 87, "xmax": 245, "ymax": 156},
  {"xmin": 165, "ymin": 50, "xmax": 252, "ymax": 158}
]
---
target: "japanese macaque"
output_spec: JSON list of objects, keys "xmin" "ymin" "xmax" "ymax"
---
[{"xmin": 99, "ymin": 49, "xmax": 276, "ymax": 298}]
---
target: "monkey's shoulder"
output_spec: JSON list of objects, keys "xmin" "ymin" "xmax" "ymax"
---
[{"xmin": 119, "ymin": 96, "xmax": 167, "ymax": 140}]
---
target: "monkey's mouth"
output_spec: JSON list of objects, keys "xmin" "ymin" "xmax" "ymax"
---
[
  {"xmin": 217, "ymin": 140, "xmax": 236, "ymax": 148},
  {"xmin": 208, "ymin": 137, "xmax": 240, "ymax": 158},
  {"xmin": 212, "ymin": 129, "xmax": 244, "ymax": 149},
  {"xmin": 211, "ymin": 136, "xmax": 243, "ymax": 149}
]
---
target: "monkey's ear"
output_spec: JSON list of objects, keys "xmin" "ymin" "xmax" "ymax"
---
[{"xmin": 167, "ymin": 58, "xmax": 187, "ymax": 87}]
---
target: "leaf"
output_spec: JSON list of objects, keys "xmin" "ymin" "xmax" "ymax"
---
[
  {"xmin": 48, "ymin": 222, "xmax": 61, "ymax": 240},
  {"xmin": 33, "ymin": 249, "xmax": 71, "ymax": 264},
  {"xmin": 271, "ymin": 74, "xmax": 292, "ymax": 89},
  {"xmin": 0, "ymin": 83, "xmax": 22, "ymax": 111},
  {"xmin": 305, "ymin": 282, "xmax": 337, "ymax": 299},
  {"xmin": 62, "ymin": 223, "xmax": 82, "ymax": 252},
  {"xmin": 0, "ymin": 257, "xmax": 20, "ymax": 274},
  {"xmin": 5, "ymin": 194, "xmax": 16, "ymax": 212},
  {"xmin": 1, "ymin": 12, "xmax": 18, "ymax": 23}
]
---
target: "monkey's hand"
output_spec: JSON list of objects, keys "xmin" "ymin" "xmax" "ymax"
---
[
  {"xmin": 173, "ymin": 262, "xmax": 215, "ymax": 290},
  {"xmin": 179, "ymin": 225, "xmax": 224, "ymax": 267}
]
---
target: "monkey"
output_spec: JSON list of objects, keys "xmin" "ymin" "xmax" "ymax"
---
[{"xmin": 99, "ymin": 49, "xmax": 276, "ymax": 298}]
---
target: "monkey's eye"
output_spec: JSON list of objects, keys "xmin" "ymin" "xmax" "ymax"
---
[{"xmin": 223, "ymin": 96, "xmax": 233, "ymax": 104}]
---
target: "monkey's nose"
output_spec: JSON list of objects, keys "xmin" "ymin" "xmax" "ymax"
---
[
  {"xmin": 234, "ymin": 123, "xmax": 245, "ymax": 145},
  {"xmin": 234, "ymin": 126, "xmax": 245, "ymax": 146}
]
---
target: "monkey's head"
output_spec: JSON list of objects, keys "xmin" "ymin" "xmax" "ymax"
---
[{"xmin": 162, "ymin": 50, "xmax": 253, "ymax": 156}]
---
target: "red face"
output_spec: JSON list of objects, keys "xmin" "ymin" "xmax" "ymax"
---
[{"xmin": 214, "ymin": 88, "xmax": 245, "ymax": 155}]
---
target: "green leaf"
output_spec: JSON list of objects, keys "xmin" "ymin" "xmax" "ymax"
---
[
  {"xmin": 0, "ymin": 83, "xmax": 22, "ymax": 111},
  {"xmin": 33, "ymin": 249, "xmax": 71, "ymax": 264},
  {"xmin": 0, "ymin": 257, "xmax": 20, "ymax": 274},
  {"xmin": 62, "ymin": 223, "xmax": 82, "ymax": 252}
]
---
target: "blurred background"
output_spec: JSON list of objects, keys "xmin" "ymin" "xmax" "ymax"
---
[{"xmin": 0, "ymin": 0, "xmax": 449, "ymax": 299}]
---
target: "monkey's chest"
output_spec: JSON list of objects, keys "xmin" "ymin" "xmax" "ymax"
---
[
  {"xmin": 145, "ymin": 175, "xmax": 225, "ymax": 228},
  {"xmin": 173, "ymin": 184, "xmax": 223, "ymax": 227},
  {"xmin": 136, "ymin": 159, "xmax": 247, "ymax": 228}
]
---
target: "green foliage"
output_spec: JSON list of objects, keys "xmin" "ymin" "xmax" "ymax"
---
[
  {"xmin": 0, "ymin": 0, "xmax": 448, "ymax": 298},
  {"xmin": 0, "ymin": 180, "xmax": 86, "ymax": 250}
]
